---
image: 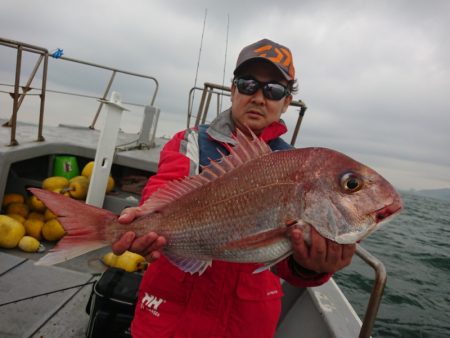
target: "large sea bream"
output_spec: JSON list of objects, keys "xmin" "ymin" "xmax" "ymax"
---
[{"xmin": 30, "ymin": 129, "xmax": 403, "ymax": 274}]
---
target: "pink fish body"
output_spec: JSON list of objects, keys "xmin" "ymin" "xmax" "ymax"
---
[{"xmin": 30, "ymin": 130, "xmax": 403, "ymax": 274}]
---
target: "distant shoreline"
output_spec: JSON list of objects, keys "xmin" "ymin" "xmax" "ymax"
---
[{"xmin": 401, "ymin": 188, "xmax": 450, "ymax": 202}]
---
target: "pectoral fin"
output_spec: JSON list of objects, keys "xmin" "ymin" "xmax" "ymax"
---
[{"xmin": 164, "ymin": 251, "xmax": 212, "ymax": 275}]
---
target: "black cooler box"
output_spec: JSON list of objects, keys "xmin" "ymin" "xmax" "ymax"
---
[{"xmin": 86, "ymin": 268, "xmax": 143, "ymax": 338}]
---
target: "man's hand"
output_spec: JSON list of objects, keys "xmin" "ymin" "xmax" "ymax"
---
[
  {"xmin": 289, "ymin": 225, "xmax": 356, "ymax": 274},
  {"xmin": 111, "ymin": 206, "xmax": 166, "ymax": 262}
]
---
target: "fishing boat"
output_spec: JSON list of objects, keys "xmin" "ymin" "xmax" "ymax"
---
[{"xmin": 0, "ymin": 37, "xmax": 385, "ymax": 338}]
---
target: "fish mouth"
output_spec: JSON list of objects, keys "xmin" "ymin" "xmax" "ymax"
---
[
  {"xmin": 334, "ymin": 197, "xmax": 403, "ymax": 244},
  {"xmin": 374, "ymin": 197, "xmax": 403, "ymax": 223}
]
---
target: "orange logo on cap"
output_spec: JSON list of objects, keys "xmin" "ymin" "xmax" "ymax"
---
[{"xmin": 254, "ymin": 44, "xmax": 294, "ymax": 77}]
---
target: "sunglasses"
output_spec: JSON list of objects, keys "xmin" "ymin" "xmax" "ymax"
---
[{"xmin": 233, "ymin": 77, "xmax": 290, "ymax": 101}]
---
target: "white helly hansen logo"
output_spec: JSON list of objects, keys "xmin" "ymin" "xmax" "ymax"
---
[{"xmin": 141, "ymin": 293, "xmax": 165, "ymax": 316}]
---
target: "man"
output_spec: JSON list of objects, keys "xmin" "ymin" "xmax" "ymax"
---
[{"xmin": 113, "ymin": 38, "xmax": 356, "ymax": 337}]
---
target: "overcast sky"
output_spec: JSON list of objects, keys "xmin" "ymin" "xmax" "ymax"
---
[{"xmin": 1, "ymin": 0, "xmax": 449, "ymax": 191}]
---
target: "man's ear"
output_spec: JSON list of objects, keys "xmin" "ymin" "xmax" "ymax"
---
[
  {"xmin": 281, "ymin": 95, "xmax": 293, "ymax": 113},
  {"xmin": 230, "ymin": 84, "xmax": 236, "ymax": 102}
]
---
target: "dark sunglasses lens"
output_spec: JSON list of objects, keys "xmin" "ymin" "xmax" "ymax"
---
[
  {"xmin": 263, "ymin": 83, "xmax": 287, "ymax": 100},
  {"xmin": 235, "ymin": 78, "xmax": 288, "ymax": 100},
  {"xmin": 236, "ymin": 78, "xmax": 259, "ymax": 95}
]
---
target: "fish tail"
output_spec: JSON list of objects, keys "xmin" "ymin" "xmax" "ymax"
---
[{"xmin": 29, "ymin": 188, "xmax": 118, "ymax": 266}]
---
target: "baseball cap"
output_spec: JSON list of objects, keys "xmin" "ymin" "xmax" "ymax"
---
[{"xmin": 233, "ymin": 38, "xmax": 295, "ymax": 81}]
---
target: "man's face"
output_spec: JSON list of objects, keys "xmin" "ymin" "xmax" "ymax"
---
[{"xmin": 230, "ymin": 61, "xmax": 292, "ymax": 135}]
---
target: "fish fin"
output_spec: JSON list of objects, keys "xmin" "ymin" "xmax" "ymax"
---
[
  {"xmin": 164, "ymin": 251, "xmax": 212, "ymax": 275},
  {"xmin": 28, "ymin": 188, "xmax": 117, "ymax": 264},
  {"xmin": 231, "ymin": 127, "xmax": 272, "ymax": 162},
  {"xmin": 35, "ymin": 240, "xmax": 108, "ymax": 266},
  {"xmin": 253, "ymin": 219, "xmax": 313, "ymax": 274},
  {"xmin": 253, "ymin": 250, "xmax": 294, "ymax": 274},
  {"xmin": 142, "ymin": 127, "xmax": 273, "ymax": 213}
]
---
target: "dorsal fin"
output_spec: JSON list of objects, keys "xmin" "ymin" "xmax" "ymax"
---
[{"xmin": 142, "ymin": 127, "xmax": 272, "ymax": 213}]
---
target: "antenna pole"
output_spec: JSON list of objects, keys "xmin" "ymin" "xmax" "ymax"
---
[
  {"xmin": 219, "ymin": 14, "xmax": 230, "ymax": 113},
  {"xmin": 189, "ymin": 8, "xmax": 208, "ymax": 126}
]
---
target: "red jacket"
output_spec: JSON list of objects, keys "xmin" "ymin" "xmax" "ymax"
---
[{"xmin": 131, "ymin": 111, "xmax": 331, "ymax": 338}]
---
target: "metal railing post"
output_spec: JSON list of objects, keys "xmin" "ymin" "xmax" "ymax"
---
[
  {"xmin": 90, "ymin": 70, "xmax": 117, "ymax": 129},
  {"xmin": 201, "ymin": 87, "xmax": 213, "ymax": 125},
  {"xmin": 187, "ymin": 87, "xmax": 195, "ymax": 127},
  {"xmin": 216, "ymin": 92, "xmax": 220, "ymax": 117},
  {"xmin": 194, "ymin": 86, "xmax": 209, "ymax": 127},
  {"xmin": 290, "ymin": 100, "xmax": 307, "ymax": 146},
  {"xmin": 356, "ymin": 244, "xmax": 387, "ymax": 338},
  {"xmin": 37, "ymin": 53, "xmax": 48, "ymax": 142},
  {"xmin": 9, "ymin": 45, "xmax": 22, "ymax": 146},
  {"xmin": 16, "ymin": 54, "xmax": 43, "ymax": 112}
]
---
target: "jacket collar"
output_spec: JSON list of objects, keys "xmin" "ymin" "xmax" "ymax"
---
[{"xmin": 206, "ymin": 109, "xmax": 288, "ymax": 145}]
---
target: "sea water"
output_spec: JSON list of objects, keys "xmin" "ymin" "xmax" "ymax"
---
[{"xmin": 334, "ymin": 192, "xmax": 450, "ymax": 337}]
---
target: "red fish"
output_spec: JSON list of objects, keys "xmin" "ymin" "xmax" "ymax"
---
[{"xmin": 30, "ymin": 129, "xmax": 403, "ymax": 274}]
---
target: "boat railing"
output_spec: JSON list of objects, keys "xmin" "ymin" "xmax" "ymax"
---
[
  {"xmin": 355, "ymin": 244, "xmax": 387, "ymax": 338},
  {"xmin": 0, "ymin": 37, "xmax": 159, "ymax": 147},
  {"xmin": 187, "ymin": 82, "xmax": 307, "ymax": 145}
]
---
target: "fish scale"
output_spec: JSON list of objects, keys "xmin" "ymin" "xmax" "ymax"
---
[{"xmin": 157, "ymin": 182, "xmax": 298, "ymax": 262}]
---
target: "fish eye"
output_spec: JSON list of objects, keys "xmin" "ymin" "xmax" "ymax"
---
[{"xmin": 340, "ymin": 172, "xmax": 363, "ymax": 193}]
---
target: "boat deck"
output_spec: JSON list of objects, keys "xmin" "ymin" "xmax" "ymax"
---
[
  {"xmin": 0, "ymin": 246, "xmax": 362, "ymax": 338},
  {"xmin": 0, "ymin": 251, "xmax": 98, "ymax": 337}
]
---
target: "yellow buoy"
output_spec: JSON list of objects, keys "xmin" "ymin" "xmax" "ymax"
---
[
  {"xmin": 44, "ymin": 208, "xmax": 57, "ymax": 221},
  {"xmin": 102, "ymin": 252, "xmax": 119, "ymax": 267},
  {"xmin": 6, "ymin": 202, "xmax": 29, "ymax": 218},
  {"xmin": 2, "ymin": 193, "xmax": 25, "ymax": 207},
  {"xmin": 29, "ymin": 195, "xmax": 47, "ymax": 212},
  {"xmin": 115, "ymin": 251, "xmax": 146, "ymax": 272},
  {"xmin": 70, "ymin": 175, "xmax": 89, "ymax": 182},
  {"xmin": 8, "ymin": 213, "xmax": 26, "ymax": 224},
  {"xmin": 106, "ymin": 176, "xmax": 115, "ymax": 193},
  {"xmin": 52, "ymin": 188, "xmax": 71, "ymax": 197},
  {"xmin": 42, "ymin": 176, "xmax": 69, "ymax": 191},
  {"xmin": 18, "ymin": 236, "xmax": 45, "ymax": 253},
  {"xmin": 0, "ymin": 215, "xmax": 26, "ymax": 248},
  {"xmin": 28, "ymin": 211, "xmax": 45, "ymax": 221},
  {"xmin": 24, "ymin": 218, "xmax": 44, "ymax": 241},
  {"xmin": 102, "ymin": 250, "xmax": 146, "ymax": 272},
  {"xmin": 81, "ymin": 161, "xmax": 95, "ymax": 178},
  {"xmin": 42, "ymin": 219, "xmax": 66, "ymax": 241},
  {"xmin": 81, "ymin": 161, "xmax": 115, "ymax": 194},
  {"xmin": 68, "ymin": 176, "xmax": 89, "ymax": 200}
]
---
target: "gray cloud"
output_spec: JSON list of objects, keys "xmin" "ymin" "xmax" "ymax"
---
[{"xmin": 1, "ymin": 0, "xmax": 449, "ymax": 190}]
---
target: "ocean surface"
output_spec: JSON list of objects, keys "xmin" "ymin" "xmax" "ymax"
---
[{"xmin": 333, "ymin": 192, "xmax": 450, "ymax": 338}]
